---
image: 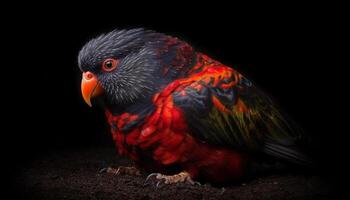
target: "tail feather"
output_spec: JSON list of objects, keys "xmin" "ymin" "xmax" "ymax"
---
[{"xmin": 263, "ymin": 141, "xmax": 313, "ymax": 167}]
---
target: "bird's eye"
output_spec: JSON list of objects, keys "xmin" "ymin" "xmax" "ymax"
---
[{"xmin": 102, "ymin": 58, "xmax": 118, "ymax": 72}]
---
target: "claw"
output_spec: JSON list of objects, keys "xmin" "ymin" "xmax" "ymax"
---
[
  {"xmin": 194, "ymin": 181, "xmax": 201, "ymax": 186},
  {"xmin": 144, "ymin": 173, "xmax": 160, "ymax": 186},
  {"xmin": 113, "ymin": 167, "xmax": 121, "ymax": 175},
  {"xmin": 99, "ymin": 168, "xmax": 108, "ymax": 174},
  {"xmin": 221, "ymin": 187, "xmax": 226, "ymax": 195},
  {"xmin": 184, "ymin": 177, "xmax": 201, "ymax": 186},
  {"xmin": 156, "ymin": 179, "xmax": 165, "ymax": 188},
  {"xmin": 99, "ymin": 167, "xmax": 120, "ymax": 175}
]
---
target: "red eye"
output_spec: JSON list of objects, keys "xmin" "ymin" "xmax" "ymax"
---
[{"xmin": 102, "ymin": 58, "xmax": 118, "ymax": 72}]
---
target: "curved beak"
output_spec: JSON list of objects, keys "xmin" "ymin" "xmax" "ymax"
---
[{"xmin": 81, "ymin": 71, "xmax": 104, "ymax": 107}]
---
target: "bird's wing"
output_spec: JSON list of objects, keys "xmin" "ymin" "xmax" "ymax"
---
[{"xmin": 172, "ymin": 59, "xmax": 309, "ymax": 165}]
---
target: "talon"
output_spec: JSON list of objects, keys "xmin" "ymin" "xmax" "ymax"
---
[
  {"xmin": 98, "ymin": 168, "xmax": 108, "ymax": 174},
  {"xmin": 105, "ymin": 167, "xmax": 119, "ymax": 175},
  {"xmin": 221, "ymin": 187, "xmax": 226, "ymax": 195},
  {"xmin": 194, "ymin": 181, "xmax": 201, "ymax": 186},
  {"xmin": 113, "ymin": 167, "xmax": 121, "ymax": 175},
  {"xmin": 186, "ymin": 177, "xmax": 195, "ymax": 185},
  {"xmin": 156, "ymin": 180, "xmax": 164, "ymax": 188},
  {"xmin": 144, "ymin": 173, "xmax": 160, "ymax": 185}
]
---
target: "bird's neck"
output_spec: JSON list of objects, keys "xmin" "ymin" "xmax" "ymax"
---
[
  {"xmin": 155, "ymin": 36, "xmax": 197, "ymax": 80},
  {"xmin": 104, "ymin": 97, "xmax": 156, "ymax": 134},
  {"xmin": 105, "ymin": 95, "xmax": 155, "ymax": 116}
]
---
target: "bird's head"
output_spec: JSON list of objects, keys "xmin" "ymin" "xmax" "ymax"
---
[{"xmin": 78, "ymin": 28, "xmax": 195, "ymax": 108}]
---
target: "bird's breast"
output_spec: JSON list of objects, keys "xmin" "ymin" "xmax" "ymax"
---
[{"xmin": 104, "ymin": 86, "xmax": 191, "ymax": 165}]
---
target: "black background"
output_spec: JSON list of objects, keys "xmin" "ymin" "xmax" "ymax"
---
[{"xmin": 3, "ymin": 3, "xmax": 346, "ymax": 192}]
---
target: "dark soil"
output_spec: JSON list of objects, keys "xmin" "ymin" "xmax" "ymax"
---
[{"xmin": 12, "ymin": 147, "xmax": 334, "ymax": 200}]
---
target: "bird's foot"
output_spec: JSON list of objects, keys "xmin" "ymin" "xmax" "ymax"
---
[
  {"xmin": 144, "ymin": 171, "xmax": 200, "ymax": 187},
  {"xmin": 99, "ymin": 166, "xmax": 141, "ymax": 176}
]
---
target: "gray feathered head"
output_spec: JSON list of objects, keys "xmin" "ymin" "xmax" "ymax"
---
[{"xmin": 78, "ymin": 28, "xmax": 195, "ymax": 107}]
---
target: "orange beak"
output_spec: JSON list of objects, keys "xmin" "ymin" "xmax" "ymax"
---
[{"xmin": 81, "ymin": 71, "xmax": 104, "ymax": 107}]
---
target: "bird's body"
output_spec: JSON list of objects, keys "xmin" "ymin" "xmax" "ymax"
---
[
  {"xmin": 78, "ymin": 28, "xmax": 310, "ymax": 184},
  {"xmin": 104, "ymin": 53, "xmax": 248, "ymax": 183}
]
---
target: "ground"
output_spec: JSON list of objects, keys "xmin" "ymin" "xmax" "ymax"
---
[{"xmin": 12, "ymin": 146, "xmax": 334, "ymax": 200}]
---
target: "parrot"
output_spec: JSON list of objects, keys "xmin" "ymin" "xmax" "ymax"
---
[{"xmin": 78, "ymin": 28, "xmax": 311, "ymax": 185}]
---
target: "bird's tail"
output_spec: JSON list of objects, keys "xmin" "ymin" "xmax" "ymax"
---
[{"xmin": 263, "ymin": 138, "xmax": 314, "ymax": 168}]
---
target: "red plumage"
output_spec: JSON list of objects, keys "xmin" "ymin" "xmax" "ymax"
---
[
  {"xmin": 79, "ymin": 29, "xmax": 309, "ymax": 184},
  {"xmin": 105, "ymin": 54, "xmax": 247, "ymax": 183}
]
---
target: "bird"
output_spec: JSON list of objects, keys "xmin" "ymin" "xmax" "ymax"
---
[{"xmin": 78, "ymin": 28, "xmax": 311, "ymax": 185}]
